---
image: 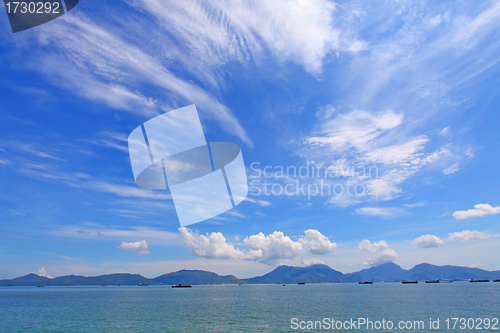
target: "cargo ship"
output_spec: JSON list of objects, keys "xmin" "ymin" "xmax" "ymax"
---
[
  {"xmin": 402, "ymin": 280, "xmax": 418, "ymax": 284},
  {"xmin": 172, "ymin": 284, "xmax": 192, "ymax": 288},
  {"xmin": 470, "ymin": 279, "xmax": 489, "ymax": 282},
  {"xmin": 359, "ymin": 281, "xmax": 373, "ymax": 284}
]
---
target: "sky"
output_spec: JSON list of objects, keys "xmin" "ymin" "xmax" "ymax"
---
[{"xmin": 1, "ymin": 0, "xmax": 500, "ymax": 279}]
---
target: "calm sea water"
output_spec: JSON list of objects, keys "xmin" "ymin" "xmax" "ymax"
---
[{"xmin": 1, "ymin": 282, "xmax": 499, "ymax": 332}]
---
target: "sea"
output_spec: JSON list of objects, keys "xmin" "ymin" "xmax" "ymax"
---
[{"xmin": 1, "ymin": 282, "xmax": 499, "ymax": 332}]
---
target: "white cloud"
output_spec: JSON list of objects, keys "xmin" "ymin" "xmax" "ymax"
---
[
  {"xmin": 178, "ymin": 227, "xmax": 246, "ymax": 260},
  {"xmin": 33, "ymin": 13, "xmax": 252, "ymax": 146},
  {"xmin": 178, "ymin": 227, "xmax": 336, "ymax": 264},
  {"xmin": 443, "ymin": 163, "xmax": 459, "ymax": 175},
  {"xmin": 299, "ymin": 229, "xmax": 337, "ymax": 254},
  {"xmin": 38, "ymin": 267, "xmax": 52, "ymax": 278},
  {"xmin": 356, "ymin": 207, "xmax": 404, "ymax": 218},
  {"xmin": 306, "ymin": 110, "xmax": 404, "ymax": 151},
  {"xmin": 364, "ymin": 137, "xmax": 429, "ymax": 165},
  {"xmin": 244, "ymin": 197, "xmax": 271, "ymax": 207},
  {"xmin": 132, "ymin": 0, "xmax": 366, "ymax": 76},
  {"xmin": 359, "ymin": 239, "xmax": 398, "ymax": 266},
  {"xmin": 448, "ymin": 230, "xmax": 499, "ymax": 242},
  {"xmin": 452, "ymin": 204, "xmax": 500, "ymax": 219},
  {"xmin": 244, "ymin": 231, "xmax": 304, "ymax": 262},
  {"xmin": 117, "ymin": 240, "xmax": 150, "ymax": 255},
  {"xmin": 301, "ymin": 258, "xmax": 325, "ymax": 266},
  {"xmin": 412, "ymin": 235, "xmax": 444, "ymax": 248}
]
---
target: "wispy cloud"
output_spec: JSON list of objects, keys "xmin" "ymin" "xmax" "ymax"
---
[
  {"xmin": 130, "ymin": 0, "xmax": 366, "ymax": 76},
  {"xmin": 29, "ymin": 13, "xmax": 252, "ymax": 145},
  {"xmin": 53, "ymin": 225, "xmax": 181, "ymax": 246},
  {"xmin": 355, "ymin": 207, "xmax": 405, "ymax": 218}
]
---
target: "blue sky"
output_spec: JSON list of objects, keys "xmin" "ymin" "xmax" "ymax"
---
[{"xmin": 1, "ymin": 0, "xmax": 500, "ymax": 279}]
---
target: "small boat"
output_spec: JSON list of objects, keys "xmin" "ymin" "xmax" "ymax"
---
[
  {"xmin": 358, "ymin": 281, "xmax": 373, "ymax": 284},
  {"xmin": 172, "ymin": 284, "xmax": 192, "ymax": 288},
  {"xmin": 470, "ymin": 279, "xmax": 489, "ymax": 283},
  {"xmin": 238, "ymin": 283, "xmax": 242, "ymax": 285},
  {"xmin": 36, "ymin": 285, "xmax": 45, "ymax": 287},
  {"xmin": 402, "ymin": 280, "xmax": 418, "ymax": 284},
  {"xmin": 282, "ymin": 283, "xmax": 286, "ymax": 286},
  {"xmin": 101, "ymin": 285, "xmax": 106, "ymax": 287},
  {"xmin": 425, "ymin": 280, "xmax": 440, "ymax": 283},
  {"xmin": 138, "ymin": 283, "xmax": 148, "ymax": 286},
  {"xmin": 297, "ymin": 282, "xmax": 305, "ymax": 285},
  {"xmin": 494, "ymin": 279, "xmax": 500, "ymax": 282}
]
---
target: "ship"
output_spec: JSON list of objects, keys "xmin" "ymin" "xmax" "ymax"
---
[
  {"xmin": 470, "ymin": 279, "xmax": 489, "ymax": 283},
  {"xmin": 494, "ymin": 279, "xmax": 500, "ymax": 282},
  {"xmin": 172, "ymin": 284, "xmax": 192, "ymax": 288},
  {"xmin": 425, "ymin": 280, "xmax": 440, "ymax": 283},
  {"xmin": 439, "ymin": 280, "xmax": 453, "ymax": 283},
  {"xmin": 36, "ymin": 285, "xmax": 45, "ymax": 287},
  {"xmin": 358, "ymin": 281, "xmax": 373, "ymax": 284},
  {"xmin": 297, "ymin": 282, "xmax": 306, "ymax": 285},
  {"xmin": 402, "ymin": 280, "xmax": 418, "ymax": 284}
]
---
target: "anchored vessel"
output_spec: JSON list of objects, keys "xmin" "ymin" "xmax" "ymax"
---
[
  {"xmin": 172, "ymin": 284, "xmax": 192, "ymax": 288},
  {"xmin": 470, "ymin": 279, "xmax": 489, "ymax": 283},
  {"xmin": 359, "ymin": 281, "xmax": 373, "ymax": 284},
  {"xmin": 402, "ymin": 280, "xmax": 418, "ymax": 284}
]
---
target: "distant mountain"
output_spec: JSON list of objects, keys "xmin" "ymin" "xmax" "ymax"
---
[
  {"xmin": 0, "ymin": 273, "xmax": 158, "ymax": 286},
  {"xmin": 153, "ymin": 270, "xmax": 243, "ymax": 285},
  {"xmin": 0, "ymin": 273, "xmax": 52, "ymax": 286},
  {"xmin": 345, "ymin": 263, "xmax": 500, "ymax": 282},
  {"xmin": 2, "ymin": 263, "xmax": 500, "ymax": 286},
  {"xmin": 345, "ymin": 262, "xmax": 408, "ymax": 282},
  {"xmin": 406, "ymin": 263, "xmax": 500, "ymax": 281},
  {"xmin": 242, "ymin": 264, "xmax": 347, "ymax": 284}
]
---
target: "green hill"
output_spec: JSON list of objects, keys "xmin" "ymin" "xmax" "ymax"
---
[{"xmin": 153, "ymin": 270, "xmax": 243, "ymax": 285}]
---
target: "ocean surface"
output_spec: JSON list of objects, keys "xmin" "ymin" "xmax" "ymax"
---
[{"xmin": 1, "ymin": 282, "xmax": 499, "ymax": 332}]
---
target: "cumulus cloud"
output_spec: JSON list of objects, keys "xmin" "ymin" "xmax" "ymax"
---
[
  {"xmin": 299, "ymin": 229, "xmax": 337, "ymax": 254},
  {"xmin": 38, "ymin": 267, "xmax": 52, "ymax": 279},
  {"xmin": 452, "ymin": 204, "xmax": 500, "ymax": 219},
  {"xmin": 448, "ymin": 230, "xmax": 499, "ymax": 242},
  {"xmin": 178, "ymin": 227, "xmax": 336, "ymax": 264},
  {"xmin": 117, "ymin": 240, "xmax": 150, "ymax": 255},
  {"xmin": 178, "ymin": 228, "xmax": 246, "ymax": 260},
  {"xmin": 359, "ymin": 240, "xmax": 398, "ymax": 266},
  {"xmin": 412, "ymin": 235, "xmax": 444, "ymax": 248}
]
